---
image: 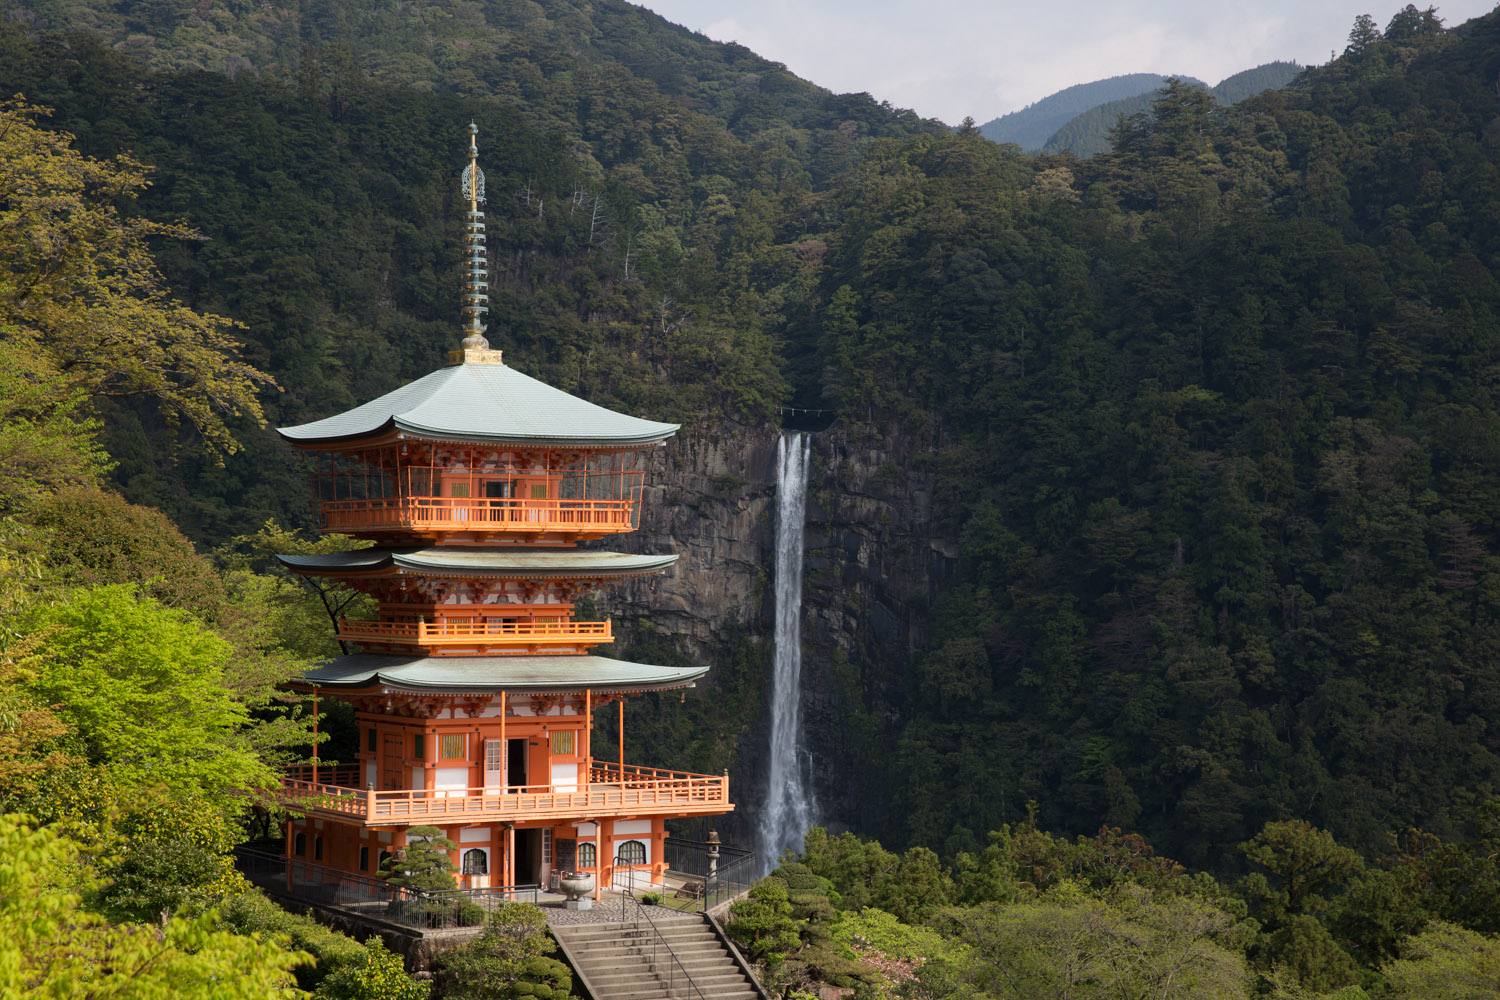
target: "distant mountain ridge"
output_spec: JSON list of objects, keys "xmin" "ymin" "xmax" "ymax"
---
[
  {"xmin": 980, "ymin": 62, "xmax": 1301, "ymax": 155},
  {"xmin": 978, "ymin": 74, "xmax": 1200, "ymax": 150},
  {"xmin": 1042, "ymin": 61, "xmax": 1304, "ymax": 156}
]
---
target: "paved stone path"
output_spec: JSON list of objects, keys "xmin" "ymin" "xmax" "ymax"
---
[{"xmin": 542, "ymin": 897, "xmax": 703, "ymax": 926}]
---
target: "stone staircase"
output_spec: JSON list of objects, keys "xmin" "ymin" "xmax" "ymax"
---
[{"xmin": 552, "ymin": 914, "xmax": 762, "ymax": 1000}]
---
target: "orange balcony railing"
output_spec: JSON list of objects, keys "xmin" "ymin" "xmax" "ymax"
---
[
  {"xmin": 280, "ymin": 761, "xmax": 731, "ymax": 826},
  {"xmin": 338, "ymin": 618, "xmax": 612, "ymax": 648},
  {"xmin": 317, "ymin": 497, "xmax": 637, "ymax": 535}
]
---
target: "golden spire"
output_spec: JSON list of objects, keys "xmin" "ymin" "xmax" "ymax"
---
[{"xmin": 453, "ymin": 122, "xmax": 502, "ymax": 364}]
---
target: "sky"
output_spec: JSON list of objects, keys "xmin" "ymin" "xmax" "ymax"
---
[{"xmin": 635, "ymin": 0, "xmax": 1498, "ymax": 125}]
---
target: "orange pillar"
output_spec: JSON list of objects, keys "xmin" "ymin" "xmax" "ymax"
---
[
  {"xmin": 506, "ymin": 824, "xmax": 516, "ymax": 893},
  {"xmin": 618, "ymin": 699, "xmax": 624, "ymax": 773},
  {"xmin": 594, "ymin": 820, "xmax": 603, "ymax": 901},
  {"xmin": 583, "ymin": 689, "xmax": 592, "ymax": 788}
]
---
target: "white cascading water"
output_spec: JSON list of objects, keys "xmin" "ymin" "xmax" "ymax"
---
[{"xmin": 759, "ymin": 432, "xmax": 815, "ymax": 870}]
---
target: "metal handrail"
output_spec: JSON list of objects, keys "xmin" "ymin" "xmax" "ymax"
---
[
  {"xmin": 663, "ymin": 837, "xmax": 756, "ymax": 913},
  {"xmin": 613, "ymin": 866, "xmax": 709, "ymax": 1000},
  {"xmin": 234, "ymin": 847, "xmax": 541, "ymax": 932}
]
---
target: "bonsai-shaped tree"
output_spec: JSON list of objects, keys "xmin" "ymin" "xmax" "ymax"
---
[
  {"xmin": 381, "ymin": 826, "xmax": 459, "ymax": 892},
  {"xmin": 438, "ymin": 901, "xmax": 573, "ymax": 1000}
]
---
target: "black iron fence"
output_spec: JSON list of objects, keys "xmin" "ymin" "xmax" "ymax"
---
[
  {"xmin": 663, "ymin": 838, "xmax": 756, "ymax": 912},
  {"xmin": 235, "ymin": 847, "xmax": 540, "ymax": 933}
]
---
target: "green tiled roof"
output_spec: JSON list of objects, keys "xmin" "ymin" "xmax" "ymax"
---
[
  {"xmin": 300, "ymin": 653, "xmax": 708, "ymax": 693},
  {"xmin": 277, "ymin": 362, "xmax": 678, "ymax": 447},
  {"xmin": 276, "ymin": 548, "xmax": 677, "ymax": 578}
]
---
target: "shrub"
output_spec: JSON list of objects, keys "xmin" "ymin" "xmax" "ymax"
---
[{"xmin": 217, "ymin": 889, "xmax": 366, "ymax": 990}]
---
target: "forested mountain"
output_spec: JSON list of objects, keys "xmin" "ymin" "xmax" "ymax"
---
[
  {"xmin": 7, "ymin": 0, "xmax": 1500, "ymax": 906},
  {"xmin": 977, "ymin": 73, "xmax": 1198, "ymax": 150},
  {"xmin": 1041, "ymin": 61, "xmax": 1304, "ymax": 156},
  {"xmin": 15, "ymin": 0, "xmax": 942, "ymax": 159}
]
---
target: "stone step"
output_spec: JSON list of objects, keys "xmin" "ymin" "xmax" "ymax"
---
[
  {"xmin": 552, "ymin": 915, "xmax": 760, "ymax": 1000},
  {"xmin": 588, "ymin": 971, "xmax": 748, "ymax": 991},
  {"xmin": 585, "ymin": 941, "xmax": 726, "ymax": 960}
]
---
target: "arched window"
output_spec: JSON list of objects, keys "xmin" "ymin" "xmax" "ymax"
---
[
  {"xmin": 462, "ymin": 848, "xmax": 488, "ymax": 875},
  {"xmin": 578, "ymin": 842, "xmax": 596, "ymax": 868},
  {"xmin": 293, "ymin": 832, "xmax": 306, "ymax": 856},
  {"xmin": 360, "ymin": 846, "xmax": 370, "ymax": 872},
  {"xmin": 378, "ymin": 849, "xmax": 392, "ymax": 873},
  {"xmin": 617, "ymin": 840, "xmax": 647, "ymax": 865},
  {"xmin": 314, "ymin": 836, "xmax": 324, "ymax": 861}
]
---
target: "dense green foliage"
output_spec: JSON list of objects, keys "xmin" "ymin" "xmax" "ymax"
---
[
  {"xmin": 436, "ymin": 902, "xmax": 572, "ymax": 1000},
  {"xmin": 817, "ymin": 5, "xmax": 1500, "ymax": 868},
  {"xmin": 728, "ymin": 820, "xmax": 1500, "ymax": 998},
  {"xmin": 0, "ymin": 104, "xmax": 420, "ymax": 997},
  {"xmin": 1040, "ymin": 62, "xmax": 1304, "ymax": 157}
]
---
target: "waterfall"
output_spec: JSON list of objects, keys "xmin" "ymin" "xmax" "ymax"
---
[{"xmin": 759, "ymin": 432, "xmax": 815, "ymax": 870}]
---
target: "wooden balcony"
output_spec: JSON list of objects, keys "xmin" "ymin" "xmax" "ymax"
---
[
  {"xmin": 317, "ymin": 497, "xmax": 637, "ymax": 538},
  {"xmin": 280, "ymin": 762, "xmax": 732, "ymax": 827},
  {"xmin": 338, "ymin": 618, "xmax": 612, "ymax": 652}
]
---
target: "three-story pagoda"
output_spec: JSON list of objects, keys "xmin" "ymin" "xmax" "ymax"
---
[{"xmin": 277, "ymin": 125, "xmax": 731, "ymax": 895}]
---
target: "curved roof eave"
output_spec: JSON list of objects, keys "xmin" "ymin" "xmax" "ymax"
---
[
  {"xmin": 274, "ymin": 549, "xmax": 679, "ymax": 577},
  {"xmin": 276, "ymin": 362, "xmax": 679, "ymax": 449},
  {"xmin": 295, "ymin": 653, "xmax": 709, "ymax": 694}
]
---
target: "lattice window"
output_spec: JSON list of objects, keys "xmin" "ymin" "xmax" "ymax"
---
[
  {"xmin": 441, "ymin": 734, "xmax": 466, "ymax": 760},
  {"xmin": 617, "ymin": 840, "xmax": 647, "ymax": 865},
  {"xmin": 543, "ymin": 828, "xmax": 553, "ymax": 863},
  {"xmin": 578, "ymin": 842, "xmax": 596, "ymax": 868},
  {"xmin": 462, "ymin": 849, "xmax": 488, "ymax": 875},
  {"xmin": 413, "ymin": 734, "xmax": 425, "ymax": 760},
  {"xmin": 550, "ymin": 730, "xmax": 575, "ymax": 756}
]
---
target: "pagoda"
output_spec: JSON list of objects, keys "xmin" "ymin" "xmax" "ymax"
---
[{"xmin": 276, "ymin": 125, "xmax": 732, "ymax": 897}]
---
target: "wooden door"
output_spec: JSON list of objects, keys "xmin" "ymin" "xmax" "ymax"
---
[{"xmin": 382, "ymin": 733, "xmax": 404, "ymax": 790}]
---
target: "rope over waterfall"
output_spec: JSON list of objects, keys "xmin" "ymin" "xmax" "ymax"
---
[{"xmin": 759, "ymin": 432, "xmax": 815, "ymax": 869}]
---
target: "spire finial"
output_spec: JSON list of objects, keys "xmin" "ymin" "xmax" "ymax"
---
[{"xmin": 455, "ymin": 122, "xmax": 500, "ymax": 363}]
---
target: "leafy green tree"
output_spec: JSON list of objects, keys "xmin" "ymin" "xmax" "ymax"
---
[
  {"xmin": 9, "ymin": 584, "xmax": 283, "ymax": 818},
  {"xmin": 1345, "ymin": 14, "xmax": 1382, "ymax": 56},
  {"xmin": 315, "ymin": 938, "xmax": 429, "ymax": 1000},
  {"xmin": 0, "ymin": 815, "xmax": 306, "ymax": 998},
  {"xmin": 437, "ymin": 902, "xmax": 571, "ymax": 1000},
  {"xmin": 1240, "ymin": 822, "xmax": 1364, "ymax": 920},
  {"xmin": 921, "ymin": 894, "xmax": 1251, "ymax": 1000},
  {"xmin": 1382, "ymin": 921, "xmax": 1500, "ymax": 999},
  {"xmin": 727, "ymin": 879, "xmax": 801, "ymax": 967},
  {"xmin": 0, "ymin": 100, "xmax": 274, "ymax": 456},
  {"xmin": 0, "ymin": 340, "xmax": 110, "ymax": 513}
]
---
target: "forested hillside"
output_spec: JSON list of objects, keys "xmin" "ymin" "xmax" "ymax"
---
[
  {"xmin": 7, "ymin": 0, "xmax": 1500, "ymax": 925},
  {"xmin": 977, "ymin": 73, "xmax": 1196, "ymax": 150},
  {"xmin": 814, "ymin": 3, "xmax": 1500, "ymax": 868},
  {"xmin": 1040, "ymin": 61, "xmax": 1304, "ymax": 156}
]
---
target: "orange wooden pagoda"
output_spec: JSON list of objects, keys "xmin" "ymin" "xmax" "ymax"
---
[{"xmin": 276, "ymin": 125, "xmax": 732, "ymax": 896}]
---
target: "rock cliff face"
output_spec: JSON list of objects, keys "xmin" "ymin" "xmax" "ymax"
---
[{"xmin": 606, "ymin": 421, "xmax": 959, "ymax": 848}]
